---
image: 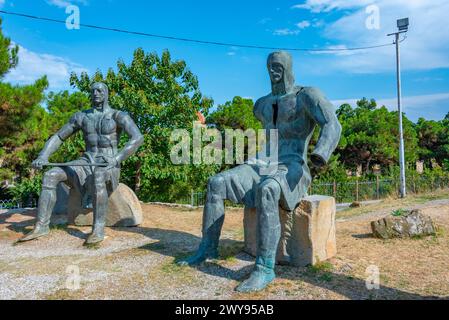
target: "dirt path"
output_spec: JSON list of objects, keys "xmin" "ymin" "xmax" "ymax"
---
[{"xmin": 1, "ymin": 192, "xmax": 449, "ymax": 300}]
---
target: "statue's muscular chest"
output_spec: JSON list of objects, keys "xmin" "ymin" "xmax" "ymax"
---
[{"xmin": 80, "ymin": 112, "xmax": 119, "ymax": 148}]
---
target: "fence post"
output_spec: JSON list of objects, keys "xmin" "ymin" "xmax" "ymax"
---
[
  {"xmin": 356, "ymin": 178, "xmax": 360, "ymax": 202},
  {"xmin": 376, "ymin": 176, "xmax": 380, "ymax": 200},
  {"xmin": 190, "ymin": 190, "xmax": 194, "ymax": 207},
  {"xmin": 333, "ymin": 180, "xmax": 337, "ymax": 200}
]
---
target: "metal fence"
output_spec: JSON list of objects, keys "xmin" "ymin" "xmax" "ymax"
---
[
  {"xmin": 0, "ymin": 198, "xmax": 37, "ymax": 210},
  {"xmin": 182, "ymin": 175, "xmax": 449, "ymax": 207},
  {"xmin": 0, "ymin": 199, "xmax": 20, "ymax": 210}
]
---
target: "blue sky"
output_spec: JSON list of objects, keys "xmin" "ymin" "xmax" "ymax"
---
[{"xmin": 1, "ymin": 0, "xmax": 449, "ymax": 122}]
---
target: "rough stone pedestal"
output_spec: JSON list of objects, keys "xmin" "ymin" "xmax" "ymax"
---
[
  {"xmin": 244, "ymin": 195, "xmax": 337, "ymax": 267},
  {"xmin": 53, "ymin": 183, "xmax": 143, "ymax": 227}
]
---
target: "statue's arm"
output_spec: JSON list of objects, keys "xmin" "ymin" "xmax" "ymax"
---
[
  {"xmin": 114, "ymin": 112, "xmax": 144, "ymax": 164},
  {"xmin": 37, "ymin": 113, "xmax": 82, "ymax": 161},
  {"xmin": 301, "ymin": 87, "xmax": 342, "ymax": 167}
]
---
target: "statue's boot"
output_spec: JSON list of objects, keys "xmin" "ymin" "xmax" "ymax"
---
[
  {"xmin": 236, "ymin": 180, "xmax": 280, "ymax": 292},
  {"xmin": 19, "ymin": 186, "xmax": 55, "ymax": 242},
  {"xmin": 85, "ymin": 181, "xmax": 107, "ymax": 246},
  {"xmin": 85, "ymin": 211, "xmax": 106, "ymax": 245},
  {"xmin": 178, "ymin": 218, "xmax": 223, "ymax": 266},
  {"xmin": 235, "ymin": 257, "xmax": 276, "ymax": 293},
  {"xmin": 178, "ymin": 176, "xmax": 226, "ymax": 266},
  {"xmin": 19, "ymin": 223, "xmax": 50, "ymax": 242},
  {"xmin": 85, "ymin": 231, "xmax": 104, "ymax": 245}
]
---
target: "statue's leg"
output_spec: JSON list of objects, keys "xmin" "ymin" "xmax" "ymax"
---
[
  {"xmin": 236, "ymin": 179, "xmax": 281, "ymax": 292},
  {"xmin": 178, "ymin": 175, "xmax": 226, "ymax": 266},
  {"xmin": 85, "ymin": 168, "xmax": 109, "ymax": 245},
  {"xmin": 19, "ymin": 168, "xmax": 68, "ymax": 242}
]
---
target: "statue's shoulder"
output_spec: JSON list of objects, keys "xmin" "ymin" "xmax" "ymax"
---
[
  {"xmin": 255, "ymin": 93, "xmax": 271, "ymax": 109},
  {"xmin": 254, "ymin": 93, "xmax": 271, "ymax": 119},
  {"xmin": 296, "ymin": 86, "xmax": 330, "ymax": 105},
  {"xmin": 111, "ymin": 109, "xmax": 131, "ymax": 123},
  {"xmin": 69, "ymin": 111, "xmax": 87, "ymax": 125},
  {"xmin": 296, "ymin": 86, "xmax": 322, "ymax": 99}
]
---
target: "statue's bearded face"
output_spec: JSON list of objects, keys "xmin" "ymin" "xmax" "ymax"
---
[
  {"xmin": 91, "ymin": 85, "xmax": 107, "ymax": 106},
  {"xmin": 269, "ymin": 62, "xmax": 284, "ymax": 84}
]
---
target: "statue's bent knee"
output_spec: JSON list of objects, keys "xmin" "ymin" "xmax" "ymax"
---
[
  {"xmin": 257, "ymin": 180, "xmax": 281, "ymax": 203},
  {"xmin": 42, "ymin": 168, "xmax": 66, "ymax": 189},
  {"xmin": 207, "ymin": 175, "xmax": 225, "ymax": 198}
]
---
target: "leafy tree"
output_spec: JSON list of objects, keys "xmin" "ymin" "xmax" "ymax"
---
[
  {"xmin": 207, "ymin": 96, "xmax": 261, "ymax": 131},
  {"xmin": 70, "ymin": 48, "xmax": 218, "ymax": 202},
  {"xmin": 0, "ymin": 19, "xmax": 49, "ymax": 192},
  {"xmin": 415, "ymin": 117, "xmax": 449, "ymax": 167},
  {"xmin": 334, "ymin": 98, "xmax": 419, "ymax": 174},
  {"xmin": 0, "ymin": 78, "xmax": 50, "ymax": 180},
  {"xmin": 0, "ymin": 18, "xmax": 18, "ymax": 79}
]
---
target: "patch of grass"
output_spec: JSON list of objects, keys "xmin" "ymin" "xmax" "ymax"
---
[
  {"xmin": 307, "ymin": 261, "xmax": 334, "ymax": 274},
  {"xmin": 306, "ymin": 261, "xmax": 334, "ymax": 282},
  {"xmin": 219, "ymin": 243, "xmax": 244, "ymax": 261},
  {"xmin": 161, "ymin": 261, "xmax": 186, "ymax": 274},
  {"xmin": 319, "ymin": 273, "xmax": 333, "ymax": 282},
  {"xmin": 83, "ymin": 242, "xmax": 101, "ymax": 250},
  {"xmin": 392, "ymin": 208, "xmax": 407, "ymax": 217}
]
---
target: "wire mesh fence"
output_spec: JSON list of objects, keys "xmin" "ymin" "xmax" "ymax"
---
[
  {"xmin": 0, "ymin": 198, "xmax": 37, "ymax": 210},
  {"xmin": 184, "ymin": 175, "xmax": 449, "ymax": 207}
]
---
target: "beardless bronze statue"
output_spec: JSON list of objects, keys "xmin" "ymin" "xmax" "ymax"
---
[
  {"xmin": 179, "ymin": 51, "xmax": 342, "ymax": 292},
  {"xmin": 20, "ymin": 82, "xmax": 143, "ymax": 245}
]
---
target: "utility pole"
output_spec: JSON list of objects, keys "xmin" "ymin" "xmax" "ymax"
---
[{"xmin": 388, "ymin": 18, "xmax": 409, "ymax": 198}]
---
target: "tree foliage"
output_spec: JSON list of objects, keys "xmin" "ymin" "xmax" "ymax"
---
[
  {"xmin": 335, "ymin": 98, "xmax": 419, "ymax": 173},
  {"xmin": 0, "ymin": 18, "xmax": 18, "ymax": 79}
]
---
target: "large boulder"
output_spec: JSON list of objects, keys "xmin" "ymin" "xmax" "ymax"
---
[
  {"xmin": 244, "ymin": 195, "xmax": 337, "ymax": 267},
  {"xmin": 371, "ymin": 209, "xmax": 436, "ymax": 239},
  {"xmin": 53, "ymin": 183, "xmax": 142, "ymax": 227}
]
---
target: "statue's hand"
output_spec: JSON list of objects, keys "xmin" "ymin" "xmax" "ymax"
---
[
  {"xmin": 32, "ymin": 158, "xmax": 47, "ymax": 170},
  {"xmin": 310, "ymin": 154, "xmax": 326, "ymax": 168}
]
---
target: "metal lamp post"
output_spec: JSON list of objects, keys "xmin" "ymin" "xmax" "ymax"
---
[{"xmin": 388, "ymin": 18, "xmax": 409, "ymax": 198}]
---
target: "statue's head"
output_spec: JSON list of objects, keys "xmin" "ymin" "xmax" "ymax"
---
[
  {"xmin": 267, "ymin": 51, "xmax": 295, "ymax": 94},
  {"xmin": 91, "ymin": 82, "xmax": 109, "ymax": 107}
]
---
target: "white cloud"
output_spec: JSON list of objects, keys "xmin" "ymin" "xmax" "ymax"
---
[
  {"xmin": 4, "ymin": 45, "xmax": 88, "ymax": 91},
  {"xmin": 296, "ymin": 20, "xmax": 311, "ymax": 29},
  {"xmin": 292, "ymin": 0, "xmax": 449, "ymax": 73},
  {"xmin": 46, "ymin": 0, "xmax": 88, "ymax": 8},
  {"xmin": 273, "ymin": 28, "xmax": 300, "ymax": 36},
  {"xmin": 332, "ymin": 92, "xmax": 449, "ymax": 121},
  {"xmin": 292, "ymin": 0, "xmax": 373, "ymax": 13}
]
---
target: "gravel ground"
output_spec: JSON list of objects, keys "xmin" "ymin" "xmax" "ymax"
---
[{"xmin": 1, "ymin": 192, "xmax": 449, "ymax": 300}]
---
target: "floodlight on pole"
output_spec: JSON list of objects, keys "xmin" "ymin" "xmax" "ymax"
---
[{"xmin": 388, "ymin": 18, "xmax": 409, "ymax": 199}]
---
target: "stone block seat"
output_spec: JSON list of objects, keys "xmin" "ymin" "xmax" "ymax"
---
[{"xmin": 243, "ymin": 195, "xmax": 337, "ymax": 267}]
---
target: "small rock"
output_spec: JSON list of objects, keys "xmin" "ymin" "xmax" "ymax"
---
[
  {"xmin": 350, "ymin": 202, "xmax": 361, "ymax": 208},
  {"xmin": 371, "ymin": 209, "xmax": 436, "ymax": 239}
]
